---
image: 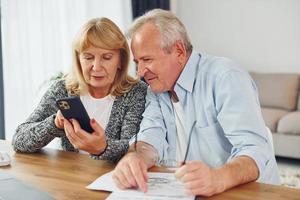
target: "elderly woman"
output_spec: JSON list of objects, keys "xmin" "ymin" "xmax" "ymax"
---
[{"xmin": 12, "ymin": 17, "xmax": 147, "ymax": 162}]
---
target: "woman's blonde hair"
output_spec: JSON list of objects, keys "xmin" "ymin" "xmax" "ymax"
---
[{"xmin": 65, "ymin": 17, "xmax": 138, "ymax": 97}]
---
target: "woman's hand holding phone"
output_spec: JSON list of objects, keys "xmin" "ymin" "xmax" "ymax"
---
[
  {"xmin": 54, "ymin": 110, "xmax": 65, "ymax": 129},
  {"xmin": 64, "ymin": 118, "xmax": 107, "ymax": 155}
]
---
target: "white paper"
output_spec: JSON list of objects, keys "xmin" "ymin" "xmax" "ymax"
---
[
  {"xmin": 86, "ymin": 171, "xmax": 120, "ymax": 192},
  {"xmin": 87, "ymin": 171, "xmax": 194, "ymax": 200}
]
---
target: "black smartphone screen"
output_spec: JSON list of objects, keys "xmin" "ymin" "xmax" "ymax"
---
[{"xmin": 56, "ymin": 97, "xmax": 93, "ymax": 133}]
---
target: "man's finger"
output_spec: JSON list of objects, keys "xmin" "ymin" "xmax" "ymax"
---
[
  {"xmin": 176, "ymin": 160, "xmax": 205, "ymax": 178},
  {"xmin": 112, "ymin": 173, "xmax": 126, "ymax": 190},
  {"xmin": 184, "ymin": 178, "xmax": 204, "ymax": 190},
  {"xmin": 180, "ymin": 169, "xmax": 201, "ymax": 183},
  {"xmin": 113, "ymin": 169, "xmax": 132, "ymax": 188},
  {"xmin": 129, "ymin": 161, "xmax": 148, "ymax": 192},
  {"xmin": 175, "ymin": 164, "xmax": 188, "ymax": 179},
  {"xmin": 122, "ymin": 165, "xmax": 138, "ymax": 187},
  {"xmin": 141, "ymin": 163, "xmax": 148, "ymax": 181}
]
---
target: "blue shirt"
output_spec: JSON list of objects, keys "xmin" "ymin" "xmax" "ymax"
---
[{"xmin": 131, "ymin": 51, "xmax": 280, "ymax": 184}]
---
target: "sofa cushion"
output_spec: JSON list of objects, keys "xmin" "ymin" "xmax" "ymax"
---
[
  {"xmin": 261, "ymin": 108, "xmax": 289, "ymax": 132},
  {"xmin": 278, "ymin": 111, "xmax": 300, "ymax": 135},
  {"xmin": 251, "ymin": 73, "xmax": 299, "ymax": 111}
]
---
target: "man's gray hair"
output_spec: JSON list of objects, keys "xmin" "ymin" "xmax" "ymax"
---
[{"xmin": 129, "ymin": 9, "xmax": 193, "ymax": 53}]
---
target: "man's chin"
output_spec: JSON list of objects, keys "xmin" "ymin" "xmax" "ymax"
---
[{"xmin": 149, "ymin": 85, "xmax": 166, "ymax": 93}]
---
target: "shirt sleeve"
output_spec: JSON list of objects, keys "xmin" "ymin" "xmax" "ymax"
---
[
  {"xmin": 214, "ymin": 69, "xmax": 279, "ymax": 183},
  {"xmin": 129, "ymin": 87, "xmax": 169, "ymax": 162}
]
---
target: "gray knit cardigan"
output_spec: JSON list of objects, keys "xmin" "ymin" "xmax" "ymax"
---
[{"xmin": 12, "ymin": 79, "xmax": 147, "ymax": 162}]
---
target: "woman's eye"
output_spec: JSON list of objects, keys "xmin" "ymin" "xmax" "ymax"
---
[
  {"xmin": 85, "ymin": 57, "xmax": 93, "ymax": 60},
  {"xmin": 103, "ymin": 55, "xmax": 112, "ymax": 60},
  {"xmin": 81, "ymin": 55, "xmax": 93, "ymax": 61}
]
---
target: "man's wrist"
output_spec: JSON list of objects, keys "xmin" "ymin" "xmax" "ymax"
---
[
  {"xmin": 214, "ymin": 168, "xmax": 227, "ymax": 194},
  {"xmin": 128, "ymin": 142, "xmax": 158, "ymax": 168}
]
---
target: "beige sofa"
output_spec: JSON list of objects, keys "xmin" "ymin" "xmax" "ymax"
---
[{"xmin": 250, "ymin": 73, "xmax": 300, "ymax": 159}]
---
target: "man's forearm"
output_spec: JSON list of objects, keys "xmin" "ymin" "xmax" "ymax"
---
[
  {"xmin": 215, "ymin": 156, "xmax": 259, "ymax": 193},
  {"xmin": 128, "ymin": 141, "xmax": 159, "ymax": 168}
]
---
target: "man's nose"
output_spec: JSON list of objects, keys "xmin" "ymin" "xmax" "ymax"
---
[{"xmin": 137, "ymin": 64, "xmax": 146, "ymax": 77}]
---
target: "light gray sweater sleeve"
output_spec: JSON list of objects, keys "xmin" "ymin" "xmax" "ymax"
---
[
  {"xmin": 12, "ymin": 80, "xmax": 68, "ymax": 152},
  {"xmin": 12, "ymin": 80, "xmax": 147, "ymax": 163}
]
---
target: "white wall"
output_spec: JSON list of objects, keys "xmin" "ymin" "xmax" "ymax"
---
[{"xmin": 174, "ymin": 0, "xmax": 300, "ymax": 73}]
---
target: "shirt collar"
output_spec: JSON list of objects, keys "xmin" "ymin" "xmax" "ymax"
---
[{"xmin": 174, "ymin": 51, "xmax": 201, "ymax": 93}]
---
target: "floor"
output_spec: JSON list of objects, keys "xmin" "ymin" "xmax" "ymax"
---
[{"xmin": 276, "ymin": 156, "xmax": 300, "ymax": 188}]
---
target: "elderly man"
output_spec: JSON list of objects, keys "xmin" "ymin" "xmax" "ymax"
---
[{"xmin": 113, "ymin": 9, "xmax": 280, "ymax": 197}]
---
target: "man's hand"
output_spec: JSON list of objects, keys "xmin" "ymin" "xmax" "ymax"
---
[
  {"xmin": 112, "ymin": 152, "xmax": 149, "ymax": 192},
  {"xmin": 175, "ymin": 156, "xmax": 259, "ymax": 197},
  {"xmin": 64, "ymin": 118, "xmax": 107, "ymax": 155},
  {"xmin": 175, "ymin": 161, "xmax": 224, "ymax": 197}
]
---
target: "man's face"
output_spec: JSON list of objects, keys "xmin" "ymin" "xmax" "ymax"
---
[{"xmin": 131, "ymin": 23, "xmax": 182, "ymax": 93}]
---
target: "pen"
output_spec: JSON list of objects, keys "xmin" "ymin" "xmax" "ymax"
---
[
  {"xmin": 134, "ymin": 132, "xmax": 138, "ymax": 151},
  {"xmin": 182, "ymin": 121, "xmax": 196, "ymax": 165}
]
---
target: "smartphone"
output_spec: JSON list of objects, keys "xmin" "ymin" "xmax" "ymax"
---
[{"xmin": 56, "ymin": 97, "xmax": 93, "ymax": 133}]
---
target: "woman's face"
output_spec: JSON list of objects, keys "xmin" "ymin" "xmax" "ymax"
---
[{"xmin": 79, "ymin": 45, "xmax": 121, "ymax": 97}]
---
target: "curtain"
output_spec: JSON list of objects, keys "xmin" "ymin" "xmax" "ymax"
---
[
  {"xmin": 132, "ymin": 0, "xmax": 170, "ymax": 19},
  {"xmin": 1, "ymin": 0, "xmax": 132, "ymax": 140}
]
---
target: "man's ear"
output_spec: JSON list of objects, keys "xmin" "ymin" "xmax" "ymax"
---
[{"xmin": 173, "ymin": 41, "xmax": 187, "ymax": 65}]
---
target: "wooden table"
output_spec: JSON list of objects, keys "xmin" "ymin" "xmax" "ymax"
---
[{"xmin": 1, "ymin": 140, "xmax": 300, "ymax": 200}]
